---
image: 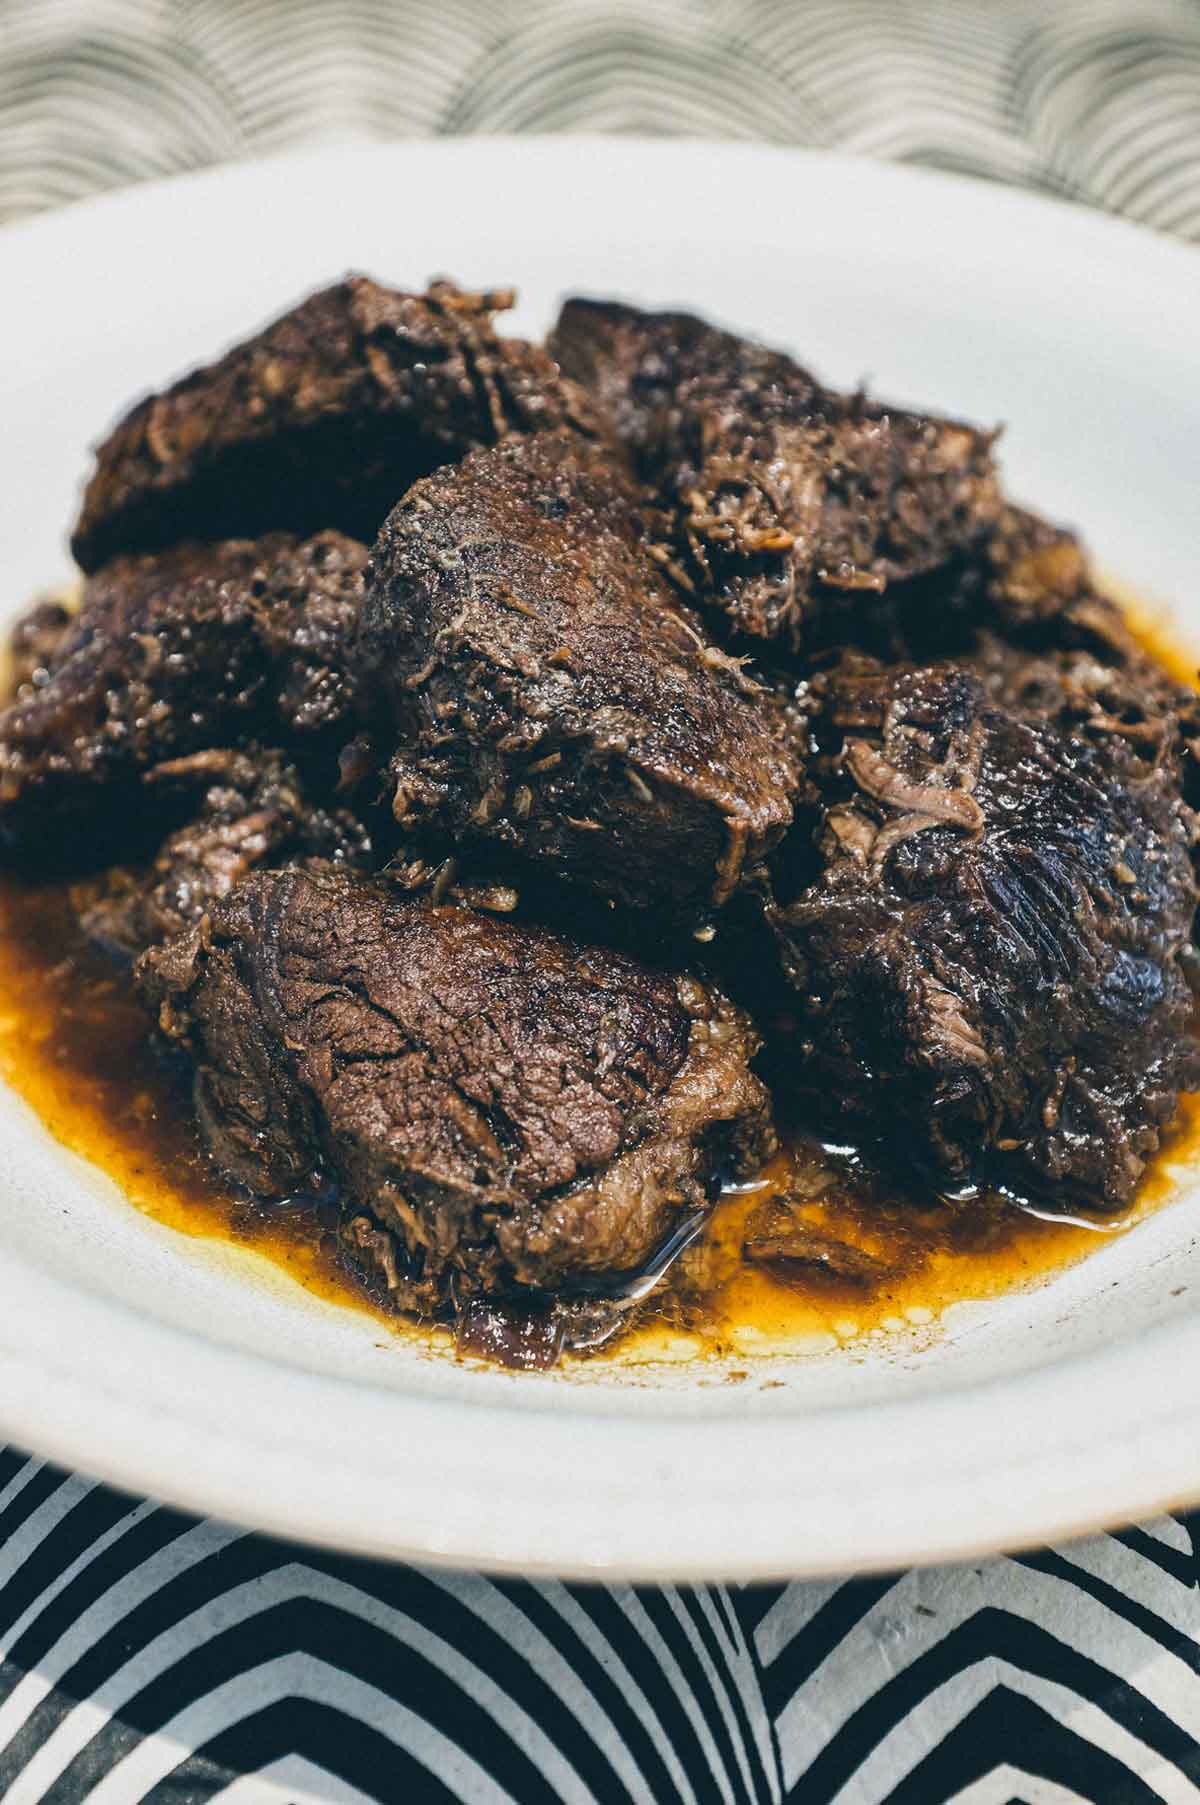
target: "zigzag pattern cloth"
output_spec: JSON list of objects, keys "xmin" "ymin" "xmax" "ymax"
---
[
  {"xmin": 1, "ymin": 1452, "xmax": 1199, "ymax": 1802},
  {"xmin": 0, "ymin": 0, "xmax": 1198, "ymax": 239}
]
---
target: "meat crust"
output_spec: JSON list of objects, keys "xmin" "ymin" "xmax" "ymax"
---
[
  {"xmin": 5, "ymin": 598, "xmax": 74, "ymax": 699},
  {"xmin": 0, "ymin": 531, "xmax": 367, "ymax": 855},
  {"xmin": 139, "ymin": 863, "xmax": 775, "ymax": 1313},
  {"xmin": 360, "ymin": 430, "xmax": 799, "ymax": 922},
  {"xmin": 73, "ymin": 278, "xmax": 601, "ymax": 569},
  {"xmin": 551, "ymin": 297, "xmax": 1001, "ymax": 652},
  {"xmin": 766, "ymin": 657, "xmax": 1200, "ymax": 1207},
  {"xmin": 75, "ymin": 747, "xmax": 370, "ymax": 959}
]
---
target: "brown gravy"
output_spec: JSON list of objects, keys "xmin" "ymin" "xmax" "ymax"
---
[{"xmin": 0, "ymin": 596, "xmax": 1197, "ymax": 1368}]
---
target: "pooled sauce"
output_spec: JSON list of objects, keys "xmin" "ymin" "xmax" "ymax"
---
[
  {"xmin": 616, "ymin": 1103, "xmax": 1200, "ymax": 1365},
  {"xmin": 0, "ymin": 878, "xmax": 360, "ymax": 1314},
  {"xmin": 0, "ymin": 595, "xmax": 1197, "ymax": 1369}
]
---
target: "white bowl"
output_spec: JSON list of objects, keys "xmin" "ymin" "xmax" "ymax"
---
[{"xmin": 1, "ymin": 137, "xmax": 1198, "ymax": 1581}]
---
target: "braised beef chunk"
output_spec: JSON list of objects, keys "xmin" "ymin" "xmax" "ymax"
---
[
  {"xmin": 954, "ymin": 510, "xmax": 1200, "ymax": 794},
  {"xmin": 0, "ymin": 541, "xmax": 273, "ymax": 852},
  {"xmin": 767, "ymin": 659, "xmax": 1200, "ymax": 1208},
  {"xmin": 970, "ymin": 632, "xmax": 1200, "ymax": 784},
  {"xmin": 551, "ymin": 297, "xmax": 1000, "ymax": 652},
  {"xmin": 549, "ymin": 297, "xmax": 817, "ymax": 455},
  {"xmin": 784, "ymin": 506, "xmax": 1097, "ymax": 667},
  {"xmin": 139, "ymin": 863, "xmax": 774, "ymax": 1312},
  {"xmin": 756, "ymin": 501, "xmax": 1199, "ymax": 752},
  {"xmin": 360, "ymin": 430, "xmax": 799, "ymax": 921},
  {"xmin": 73, "ymin": 280, "xmax": 601, "ymax": 572},
  {"xmin": 662, "ymin": 378, "xmax": 996, "ymax": 652},
  {"xmin": 254, "ymin": 530, "xmax": 371, "ymax": 738},
  {"xmin": 5, "ymin": 598, "xmax": 74, "ymax": 699},
  {"xmin": 76, "ymin": 748, "xmax": 370, "ymax": 959},
  {"xmin": 980, "ymin": 505, "xmax": 1098, "ymax": 634},
  {"xmin": 913, "ymin": 506, "xmax": 1147, "ymax": 666},
  {"xmin": 960, "ymin": 505, "xmax": 1160, "ymax": 670},
  {"xmin": 0, "ymin": 531, "xmax": 367, "ymax": 856}
]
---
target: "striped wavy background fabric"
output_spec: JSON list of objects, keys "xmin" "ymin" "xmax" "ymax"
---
[
  {"xmin": 0, "ymin": 0, "xmax": 1199, "ymax": 238},
  {"xmin": 2, "ymin": 3, "xmax": 1200, "ymax": 1801}
]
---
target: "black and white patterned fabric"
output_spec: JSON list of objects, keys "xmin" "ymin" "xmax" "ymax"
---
[
  {"xmin": 2, "ymin": 1451, "xmax": 1199, "ymax": 1802},
  {"xmin": 2, "ymin": 3, "xmax": 1200, "ymax": 1800}
]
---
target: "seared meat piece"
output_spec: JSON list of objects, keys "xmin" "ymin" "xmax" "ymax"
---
[
  {"xmin": 5, "ymin": 597, "xmax": 74, "ymax": 699},
  {"xmin": 980, "ymin": 504, "xmax": 1100, "ymax": 636},
  {"xmin": 76, "ymin": 748, "xmax": 370, "ymax": 959},
  {"xmin": 551, "ymin": 297, "xmax": 1000, "ymax": 652},
  {"xmin": 925, "ymin": 506, "xmax": 1146, "ymax": 664},
  {"xmin": 139, "ymin": 863, "xmax": 774, "ymax": 1315},
  {"xmin": 791, "ymin": 505, "xmax": 1119, "ymax": 666},
  {"xmin": 972, "ymin": 631, "xmax": 1200, "ymax": 768},
  {"xmin": 255, "ymin": 530, "xmax": 371, "ymax": 738},
  {"xmin": 767, "ymin": 658, "xmax": 1200, "ymax": 1209},
  {"xmin": 361, "ymin": 430, "xmax": 799, "ymax": 922},
  {"xmin": 549, "ymin": 298, "xmax": 803, "ymax": 455},
  {"xmin": 0, "ymin": 531, "xmax": 367, "ymax": 856},
  {"xmin": 725, "ymin": 502, "xmax": 1131, "ymax": 674},
  {"xmin": 763, "ymin": 502, "xmax": 1200, "ymax": 774},
  {"xmin": 956, "ymin": 513, "xmax": 1200, "ymax": 795},
  {"xmin": 73, "ymin": 279, "xmax": 601, "ymax": 570}
]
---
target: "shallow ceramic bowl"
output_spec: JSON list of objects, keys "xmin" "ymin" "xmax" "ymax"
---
[{"xmin": 1, "ymin": 138, "xmax": 1198, "ymax": 1580}]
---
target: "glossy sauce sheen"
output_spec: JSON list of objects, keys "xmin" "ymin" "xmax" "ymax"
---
[{"xmin": 0, "ymin": 598, "xmax": 1196, "ymax": 1368}]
